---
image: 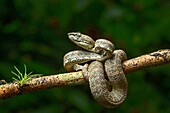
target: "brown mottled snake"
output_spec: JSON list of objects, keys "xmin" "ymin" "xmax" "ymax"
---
[{"xmin": 63, "ymin": 32, "xmax": 128, "ymax": 108}]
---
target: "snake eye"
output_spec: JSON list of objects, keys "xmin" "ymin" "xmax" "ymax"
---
[
  {"xmin": 76, "ymin": 32, "xmax": 81, "ymax": 37},
  {"xmin": 73, "ymin": 32, "xmax": 82, "ymax": 41}
]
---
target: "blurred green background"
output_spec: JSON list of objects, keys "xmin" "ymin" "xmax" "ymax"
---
[{"xmin": 0, "ymin": 0, "xmax": 170, "ymax": 113}]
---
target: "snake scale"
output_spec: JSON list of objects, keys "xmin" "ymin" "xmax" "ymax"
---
[{"xmin": 63, "ymin": 32, "xmax": 128, "ymax": 108}]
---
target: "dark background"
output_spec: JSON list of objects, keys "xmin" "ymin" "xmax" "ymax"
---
[{"xmin": 0, "ymin": 0, "xmax": 170, "ymax": 113}]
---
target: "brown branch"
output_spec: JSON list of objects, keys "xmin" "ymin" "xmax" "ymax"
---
[
  {"xmin": 0, "ymin": 49, "xmax": 170, "ymax": 99},
  {"xmin": 123, "ymin": 49, "xmax": 170, "ymax": 73}
]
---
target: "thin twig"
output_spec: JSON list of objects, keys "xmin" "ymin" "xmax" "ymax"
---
[{"xmin": 0, "ymin": 49, "xmax": 170, "ymax": 99}]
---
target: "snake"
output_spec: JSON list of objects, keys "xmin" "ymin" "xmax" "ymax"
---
[{"xmin": 63, "ymin": 32, "xmax": 128, "ymax": 108}]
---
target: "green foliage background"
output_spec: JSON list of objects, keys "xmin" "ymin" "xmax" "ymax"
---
[{"xmin": 0, "ymin": 0, "xmax": 169, "ymax": 113}]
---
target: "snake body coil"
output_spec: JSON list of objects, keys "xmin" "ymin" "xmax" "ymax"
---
[{"xmin": 89, "ymin": 50, "xmax": 128, "ymax": 108}]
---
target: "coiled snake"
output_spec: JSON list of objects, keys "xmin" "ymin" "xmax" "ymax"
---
[{"xmin": 64, "ymin": 32, "xmax": 128, "ymax": 108}]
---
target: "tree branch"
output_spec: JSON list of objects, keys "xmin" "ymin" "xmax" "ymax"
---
[{"xmin": 0, "ymin": 49, "xmax": 170, "ymax": 99}]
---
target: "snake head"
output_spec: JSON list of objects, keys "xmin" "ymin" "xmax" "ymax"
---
[{"xmin": 68, "ymin": 32, "xmax": 95, "ymax": 51}]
